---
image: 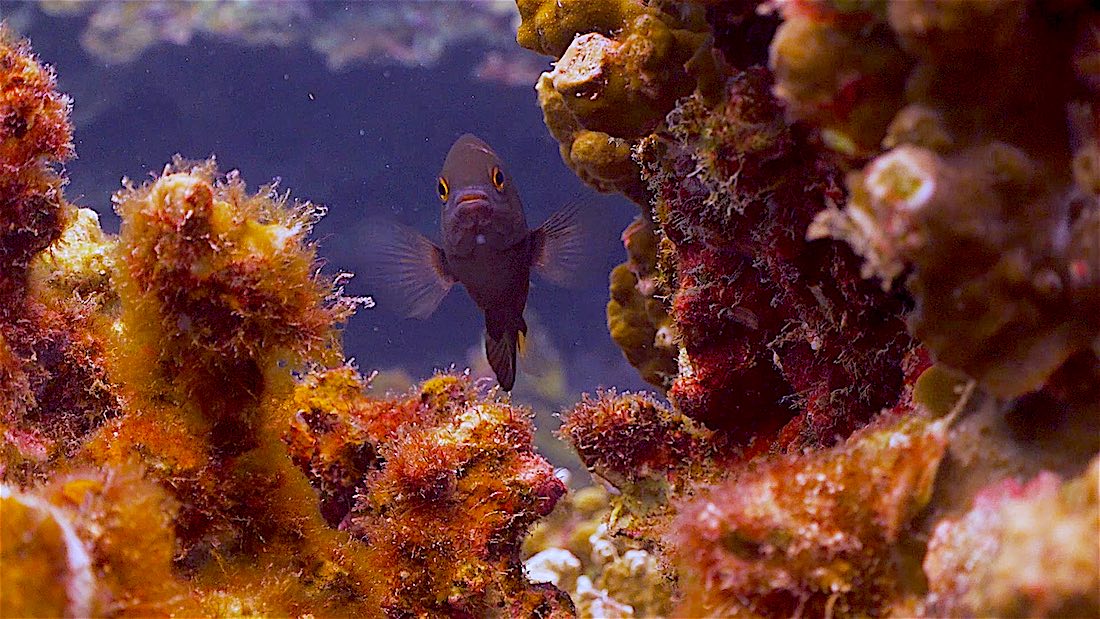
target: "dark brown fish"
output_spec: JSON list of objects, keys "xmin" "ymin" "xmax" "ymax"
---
[{"xmin": 363, "ymin": 134, "xmax": 585, "ymax": 390}]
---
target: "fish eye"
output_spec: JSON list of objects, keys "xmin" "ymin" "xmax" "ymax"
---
[
  {"xmin": 437, "ymin": 176, "xmax": 449, "ymax": 201},
  {"xmin": 491, "ymin": 166, "xmax": 506, "ymax": 192}
]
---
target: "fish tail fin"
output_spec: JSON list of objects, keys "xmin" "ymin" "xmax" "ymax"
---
[
  {"xmin": 359, "ymin": 218, "xmax": 455, "ymax": 319},
  {"xmin": 529, "ymin": 198, "xmax": 595, "ymax": 288},
  {"xmin": 485, "ymin": 317, "xmax": 526, "ymax": 391}
]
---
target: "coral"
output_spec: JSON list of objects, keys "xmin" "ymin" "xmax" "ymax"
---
[
  {"xmin": 560, "ymin": 390, "xmax": 713, "ymax": 488},
  {"xmin": 0, "ymin": 465, "xmax": 192, "ymax": 618},
  {"xmin": 606, "ymin": 216, "xmax": 678, "ymax": 390},
  {"xmin": 28, "ymin": 1, "xmax": 537, "ymax": 86},
  {"xmin": 283, "ymin": 365, "xmax": 575, "ymax": 615},
  {"xmin": 0, "ymin": 28, "xmax": 118, "ymax": 483},
  {"xmin": 670, "ymin": 412, "xmax": 948, "ymax": 618},
  {"xmin": 640, "ymin": 69, "xmax": 914, "ymax": 451},
  {"xmin": 528, "ymin": 1, "xmax": 712, "ymax": 204},
  {"xmin": 339, "ymin": 373, "xmax": 571, "ymax": 617},
  {"xmin": 921, "ymin": 456, "xmax": 1100, "ymax": 618},
  {"xmin": 781, "ymin": 0, "xmax": 1100, "ymax": 397},
  {"xmin": 524, "ymin": 486, "xmax": 674, "ymax": 618}
]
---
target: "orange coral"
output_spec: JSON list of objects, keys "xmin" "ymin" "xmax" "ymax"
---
[{"xmin": 670, "ymin": 412, "xmax": 948, "ymax": 618}]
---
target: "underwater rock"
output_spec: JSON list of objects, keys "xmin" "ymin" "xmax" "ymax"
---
[
  {"xmin": 921, "ymin": 456, "xmax": 1100, "ymax": 618},
  {"xmin": 782, "ymin": 0, "xmax": 1100, "ymax": 398},
  {"xmin": 670, "ymin": 412, "xmax": 948, "ymax": 618}
]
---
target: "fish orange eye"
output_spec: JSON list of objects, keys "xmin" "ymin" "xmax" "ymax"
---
[
  {"xmin": 491, "ymin": 166, "xmax": 506, "ymax": 191},
  {"xmin": 437, "ymin": 177, "xmax": 449, "ymax": 201}
]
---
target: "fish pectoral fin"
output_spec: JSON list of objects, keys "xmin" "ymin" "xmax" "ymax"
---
[
  {"xmin": 360, "ymin": 218, "xmax": 455, "ymax": 319},
  {"xmin": 530, "ymin": 199, "xmax": 592, "ymax": 288},
  {"xmin": 485, "ymin": 329, "xmax": 518, "ymax": 391}
]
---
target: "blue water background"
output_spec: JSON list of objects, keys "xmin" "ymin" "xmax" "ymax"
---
[{"xmin": 7, "ymin": 3, "xmax": 649, "ymax": 433}]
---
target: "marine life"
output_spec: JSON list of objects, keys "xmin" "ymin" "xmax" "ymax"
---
[{"xmin": 364, "ymin": 133, "xmax": 584, "ymax": 390}]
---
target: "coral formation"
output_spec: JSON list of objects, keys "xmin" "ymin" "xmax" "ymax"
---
[
  {"xmin": 1, "ymin": 27, "xmax": 572, "ymax": 618},
  {"xmin": 522, "ymin": 2, "xmax": 1100, "ymax": 618},
  {"xmin": 524, "ymin": 485, "xmax": 675, "ymax": 618},
  {"xmin": 783, "ymin": 0, "xmax": 1100, "ymax": 397},
  {"xmin": 922, "ymin": 456, "xmax": 1099, "ymax": 618},
  {"xmin": 606, "ymin": 216, "xmax": 678, "ymax": 390},
  {"xmin": 285, "ymin": 369, "xmax": 572, "ymax": 617},
  {"xmin": 0, "ymin": 27, "xmax": 119, "ymax": 484},
  {"xmin": 30, "ymin": 1, "xmax": 539, "ymax": 86},
  {"xmin": 671, "ymin": 412, "xmax": 948, "ymax": 617},
  {"xmin": 524, "ymin": 1, "xmax": 915, "ymax": 453}
]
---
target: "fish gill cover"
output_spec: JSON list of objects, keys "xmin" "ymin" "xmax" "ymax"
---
[{"xmin": 2, "ymin": 1, "xmax": 1100, "ymax": 618}]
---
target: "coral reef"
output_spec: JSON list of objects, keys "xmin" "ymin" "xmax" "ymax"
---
[
  {"xmin": 285, "ymin": 369, "xmax": 571, "ymax": 617},
  {"xmin": 783, "ymin": 0, "xmax": 1100, "ymax": 397},
  {"xmin": 523, "ymin": 1, "xmax": 916, "ymax": 453},
  {"xmin": 671, "ymin": 412, "xmax": 948, "ymax": 618},
  {"xmin": 606, "ymin": 216, "xmax": 678, "ymax": 390},
  {"xmin": 524, "ymin": 485, "xmax": 675, "ymax": 618},
  {"xmin": 0, "ymin": 27, "xmax": 119, "ymax": 483},
  {"xmin": 1, "ymin": 28, "xmax": 571, "ymax": 618},
  {"xmin": 522, "ymin": 2, "xmax": 1100, "ymax": 618},
  {"xmin": 922, "ymin": 456, "xmax": 1099, "ymax": 618}
]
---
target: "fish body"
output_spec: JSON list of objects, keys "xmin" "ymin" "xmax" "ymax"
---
[{"xmin": 364, "ymin": 134, "xmax": 584, "ymax": 390}]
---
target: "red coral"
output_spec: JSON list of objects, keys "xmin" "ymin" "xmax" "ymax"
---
[
  {"xmin": 560, "ymin": 390, "xmax": 714, "ymax": 485},
  {"xmin": 639, "ymin": 68, "xmax": 914, "ymax": 452}
]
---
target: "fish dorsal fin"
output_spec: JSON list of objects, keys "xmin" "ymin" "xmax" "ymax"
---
[
  {"xmin": 360, "ymin": 218, "xmax": 455, "ymax": 319},
  {"xmin": 530, "ymin": 200, "xmax": 589, "ymax": 287}
]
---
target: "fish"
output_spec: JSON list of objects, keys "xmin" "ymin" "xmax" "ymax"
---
[{"xmin": 362, "ymin": 133, "xmax": 587, "ymax": 391}]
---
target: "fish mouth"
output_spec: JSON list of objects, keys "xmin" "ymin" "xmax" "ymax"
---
[{"xmin": 455, "ymin": 189, "xmax": 491, "ymax": 213}]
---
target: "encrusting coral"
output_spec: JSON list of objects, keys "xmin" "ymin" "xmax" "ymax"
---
[
  {"xmin": 606, "ymin": 216, "xmax": 678, "ymax": 390},
  {"xmin": 783, "ymin": 0, "xmax": 1100, "ymax": 398},
  {"xmin": 1, "ymin": 27, "xmax": 573, "ymax": 618}
]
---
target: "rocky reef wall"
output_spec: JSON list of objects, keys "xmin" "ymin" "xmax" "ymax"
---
[{"xmin": 519, "ymin": 0, "xmax": 1099, "ymax": 616}]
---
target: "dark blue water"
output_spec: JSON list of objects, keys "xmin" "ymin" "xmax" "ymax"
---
[{"xmin": 8, "ymin": 2, "xmax": 648, "ymax": 413}]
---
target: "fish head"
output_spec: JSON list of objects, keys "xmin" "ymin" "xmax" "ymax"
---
[{"xmin": 438, "ymin": 134, "xmax": 527, "ymax": 253}]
